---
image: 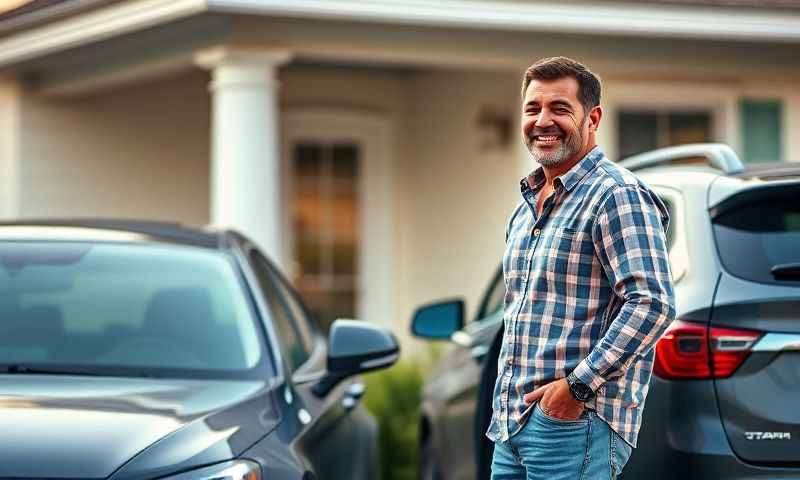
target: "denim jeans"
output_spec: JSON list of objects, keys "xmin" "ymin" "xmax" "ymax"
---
[{"xmin": 491, "ymin": 403, "xmax": 633, "ymax": 480}]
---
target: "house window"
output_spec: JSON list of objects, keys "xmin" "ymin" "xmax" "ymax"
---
[
  {"xmin": 291, "ymin": 142, "xmax": 360, "ymax": 333},
  {"xmin": 740, "ymin": 99, "xmax": 783, "ymax": 163},
  {"xmin": 618, "ymin": 111, "xmax": 712, "ymax": 159}
]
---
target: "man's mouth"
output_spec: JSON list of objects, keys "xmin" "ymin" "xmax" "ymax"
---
[{"xmin": 531, "ymin": 134, "xmax": 562, "ymax": 144}]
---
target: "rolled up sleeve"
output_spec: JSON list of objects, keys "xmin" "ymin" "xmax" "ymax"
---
[{"xmin": 572, "ymin": 184, "xmax": 676, "ymax": 392}]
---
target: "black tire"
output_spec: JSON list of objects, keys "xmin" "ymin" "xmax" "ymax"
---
[
  {"xmin": 475, "ymin": 331, "xmax": 503, "ymax": 480},
  {"xmin": 420, "ymin": 434, "xmax": 443, "ymax": 480}
]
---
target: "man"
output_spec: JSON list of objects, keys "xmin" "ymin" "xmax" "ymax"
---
[{"xmin": 486, "ymin": 56, "xmax": 676, "ymax": 479}]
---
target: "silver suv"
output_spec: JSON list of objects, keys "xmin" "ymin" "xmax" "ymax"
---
[{"xmin": 411, "ymin": 144, "xmax": 800, "ymax": 479}]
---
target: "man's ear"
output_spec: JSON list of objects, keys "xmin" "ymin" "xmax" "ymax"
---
[{"xmin": 588, "ymin": 105, "xmax": 603, "ymax": 133}]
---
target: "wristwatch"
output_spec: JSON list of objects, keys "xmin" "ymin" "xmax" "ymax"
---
[{"xmin": 567, "ymin": 372, "xmax": 596, "ymax": 402}]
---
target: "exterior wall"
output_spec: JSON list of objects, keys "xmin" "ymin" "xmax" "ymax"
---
[
  {"xmin": 17, "ymin": 71, "xmax": 211, "ymax": 224},
  {"xmin": 0, "ymin": 77, "xmax": 21, "ymax": 219},
  {"xmin": 280, "ymin": 66, "xmax": 417, "ymax": 341},
  {"xmin": 404, "ymin": 70, "xmax": 525, "ymax": 325},
  {"xmin": 280, "ymin": 67, "xmax": 526, "ymax": 346},
  {"xmin": 600, "ymin": 77, "xmax": 800, "ymax": 163}
]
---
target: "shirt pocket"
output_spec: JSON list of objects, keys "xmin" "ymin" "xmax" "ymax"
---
[{"xmin": 543, "ymin": 227, "xmax": 595, "ymax": 292}]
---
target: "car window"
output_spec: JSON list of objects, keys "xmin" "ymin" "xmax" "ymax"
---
[
  {"xmin": 713, "ymin": 188, "xmax": 800, "ymax": 285},
  {"xmin": 659, "ymin": 196, "xmax": 677, "ymax": 251},
  {"xmin": 0, "ymin": 241, "xmax": 266, "ymax": 378},
  {"xmin": 477, "ymin": 270, "xmax": 505, "ymax": 320},
  {"xmin": 249, "ymin": 250, "xmax": 312, "ymax": 371},
  {"xmin": 266, "ymin": 263, "xmax": 316, "ymax": 356}
]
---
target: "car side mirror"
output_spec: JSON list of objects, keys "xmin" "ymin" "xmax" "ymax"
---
[
  {"xmin": 312, "ymin": 319, "xmax": 399, "ymax": 397},
  {"xmin": 410, "ymin": 299, "xmax": 464, "ymax": 340}
]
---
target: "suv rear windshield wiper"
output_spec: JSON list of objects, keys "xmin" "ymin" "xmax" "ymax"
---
[
  {"xmin": 0, "ymin": 364, "xmax": 104, "ymax": 376},
  {"xmin": 771, "ymin": 263, "xmax": 800, "ymax": 281}
]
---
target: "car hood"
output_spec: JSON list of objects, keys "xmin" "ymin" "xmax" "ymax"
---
[{"xmin": 0, "ymin": 375, "xmax": 281, "ymax": 479}]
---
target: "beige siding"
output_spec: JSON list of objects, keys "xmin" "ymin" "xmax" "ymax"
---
[
  {"xmin": 280, "ymin": 67, "xmax": 525, "ymax": 340},
  {"xmin": 18, "ymin": 71, "xmax": 211, "ymax": 225},
  {"xmin": 403, "ymin": 70, "xmax": 524, "ymax": 323}
]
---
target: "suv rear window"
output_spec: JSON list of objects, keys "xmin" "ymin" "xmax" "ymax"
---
[{"xmin": 712, "ymin": 187, "xmax": 800, "ymax": 285}]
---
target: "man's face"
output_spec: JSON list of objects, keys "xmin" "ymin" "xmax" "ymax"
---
[{"xmin": 521, "ymin": 76, "xmax": 596, "ymax": 167}]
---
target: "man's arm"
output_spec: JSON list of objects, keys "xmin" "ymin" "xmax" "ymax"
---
[{"xmin": 571, "ymin": 184, "xmax": 676, "ymax": 392}]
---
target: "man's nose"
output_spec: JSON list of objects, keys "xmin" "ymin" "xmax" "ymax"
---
[{"xmin": 535, "ymin": 109, "xmax": 554, "ymax": 127}]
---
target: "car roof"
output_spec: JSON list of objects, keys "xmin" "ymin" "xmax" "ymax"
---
[
  {"xmin": 0, "ymin": 219, "xmax": 225, "ymax": 248},
  {"xmin": 733, "ymin": 162, "xmax": 800, "ymax": 181}
]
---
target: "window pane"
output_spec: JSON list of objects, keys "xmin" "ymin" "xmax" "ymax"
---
[
  {"xmin": 268, "ymin": 267, "xmax": 316, "ymax": 356},
  {"xmin": 668, "ymin": 113, "xmax": 711, "ymax": 145},
  {"xmin": 0, "ymin": 242, "xmax": 263, "ymax": 375},
  {"xmin": 293, "ymin": 190, "xmax": 322, "ymax": 275},
  {"xmin": 295, "ymin": 144, "xmax": 323, "ymax": 179},
  {"xmin": 741, "ymin": 100, "xmax": 783, "ymax": 163},
  {"xmin": 250, "ymin": 251, "xmax": 310, "ymax": 371},
  {"xmin": 332, "ymin": 144, "xmax": 359, "ymax": 179},
  {"xmin": 619, "ymin": 112, "xmax": 658, "ymax": 158},
  {"xmin": 713, "ymin": 188, "xmax": 800, "ymax": 285},
  {"xmin": 332, "ymin": 190, "xmax": 358, "ymax": 275},
  {"xmin": 659, "ymin": 197, "xmax": 677, "ymax": 251}
]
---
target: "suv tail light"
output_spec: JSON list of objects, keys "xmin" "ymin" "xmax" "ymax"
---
[{"xmin": 654, "ymin": 320, "xmax": 762, "ymax": 380}]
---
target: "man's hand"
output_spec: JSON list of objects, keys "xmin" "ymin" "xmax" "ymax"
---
[{"xmin": 523, "ymin": 378, "xmax": 585, "ymax": 420}]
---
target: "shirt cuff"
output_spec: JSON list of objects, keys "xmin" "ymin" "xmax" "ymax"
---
[{"xmin": 572, "ymin": 359, "xmax": 606, "ymax": 392}]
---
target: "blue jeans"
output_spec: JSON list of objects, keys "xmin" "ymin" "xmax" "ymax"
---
[{"xmin": 491, "ymin": 403, "xmax": 633, "ymax": 480}]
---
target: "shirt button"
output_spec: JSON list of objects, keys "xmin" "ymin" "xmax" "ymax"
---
[{"xmin": 533, "ymin": 228, "xmax": 541, "ymax": 237}]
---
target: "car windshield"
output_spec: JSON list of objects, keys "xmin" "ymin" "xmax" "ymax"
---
[
  {"xmin": 713, "ymin": 188, "xmax": 800, "ymax": 286},
  {"xmin": 0, "ymin": 241, "xmax": 269, "ymax": 379}
]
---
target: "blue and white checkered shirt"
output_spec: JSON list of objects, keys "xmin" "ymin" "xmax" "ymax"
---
[{"xmin": 486, "ymin": 146, "xmax": 675, "ymax": 448}]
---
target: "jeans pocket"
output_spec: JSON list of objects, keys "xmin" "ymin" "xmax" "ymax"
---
[
  {"xmin": 610, "ymin": 431, "xmax": 633, "ymax": 476},
  {"xmin": 534, "ymin": 402, "xmax": 588, "ymax": 427}
]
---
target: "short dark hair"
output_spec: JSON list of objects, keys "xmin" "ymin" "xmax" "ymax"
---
[{"xmin": 521, "ymin": 56, "xmax": 602, "ymax": 113}]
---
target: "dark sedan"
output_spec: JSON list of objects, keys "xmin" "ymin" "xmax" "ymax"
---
[{"xmin": 0, "ymin": 220, "xmax": 398, "ymax": 480}]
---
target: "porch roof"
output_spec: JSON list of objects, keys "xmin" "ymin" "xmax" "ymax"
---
[{"xmin": 2, "ymin": 0, "xmax": 800, "ymax": 70}]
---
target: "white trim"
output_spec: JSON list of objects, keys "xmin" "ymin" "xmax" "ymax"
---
[
  {"xmin": 209, "ymin": 0, "xmax": 800, "ymax": 43},
  {"xmin": 282, "ymin": 108, "xmax": 396, "ymax": 331},
  {"xmin": 0, "ymin": 0, "xmax": 206, "ymax": 67}
]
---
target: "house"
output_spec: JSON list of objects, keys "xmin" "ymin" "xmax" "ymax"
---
[{"xmin": 1, "ymin": 0, "xmax": 799, "ymax": 347}]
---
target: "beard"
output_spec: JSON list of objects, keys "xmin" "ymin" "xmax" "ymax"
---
[{"xmin": 526, "ymin": 117, "xmax": 586, "ymax": 167}]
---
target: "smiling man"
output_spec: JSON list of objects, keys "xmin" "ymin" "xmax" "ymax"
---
[{"xmin": 486, "ymin": 57, "xmax": 676, "ymax": 479}]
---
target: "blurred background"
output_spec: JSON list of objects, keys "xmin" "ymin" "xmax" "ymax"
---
[{"xmin": 1, "ymin": 0, "xmax": 799, "ymax": 478}]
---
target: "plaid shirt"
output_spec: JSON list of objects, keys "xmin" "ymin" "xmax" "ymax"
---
[{"xmin": 486, "ymin": 147, "xmax": 675, "ymax": 448}]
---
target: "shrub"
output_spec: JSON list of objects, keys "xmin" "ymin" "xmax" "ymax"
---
[{"xmin": 363, "ymin": 360, "xmax": 424, "ymax": 480}]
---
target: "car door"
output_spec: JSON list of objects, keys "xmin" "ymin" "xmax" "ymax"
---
[
  {"xmin": 248, "ymin": 249, "xmax": 377, "ymax": 480},
  {"xmin": 438, "ymin": 269, "xmax": 505, "ymax": 480}
]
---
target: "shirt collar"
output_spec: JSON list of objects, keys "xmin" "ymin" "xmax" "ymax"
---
[{"xmin": 520, "ymin": 146, "xmax": 604, "ymax": 195}]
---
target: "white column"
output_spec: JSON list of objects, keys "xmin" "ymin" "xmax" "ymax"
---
[
  {"xmin": 195, "ymin": 47, "xmax": 291, "ymax": 269},
  {"xmin": 0, "ymin": 76, "xmax": 21, "ymax": 220}
]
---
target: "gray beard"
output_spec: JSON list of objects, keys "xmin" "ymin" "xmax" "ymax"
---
[
  {"xmin": 530, "ymin": 141, "xmax": 571, "ymax": 166},
  {"xmin": 527, "ymin": 117, "xmax": 586, "ymax": 166}
]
